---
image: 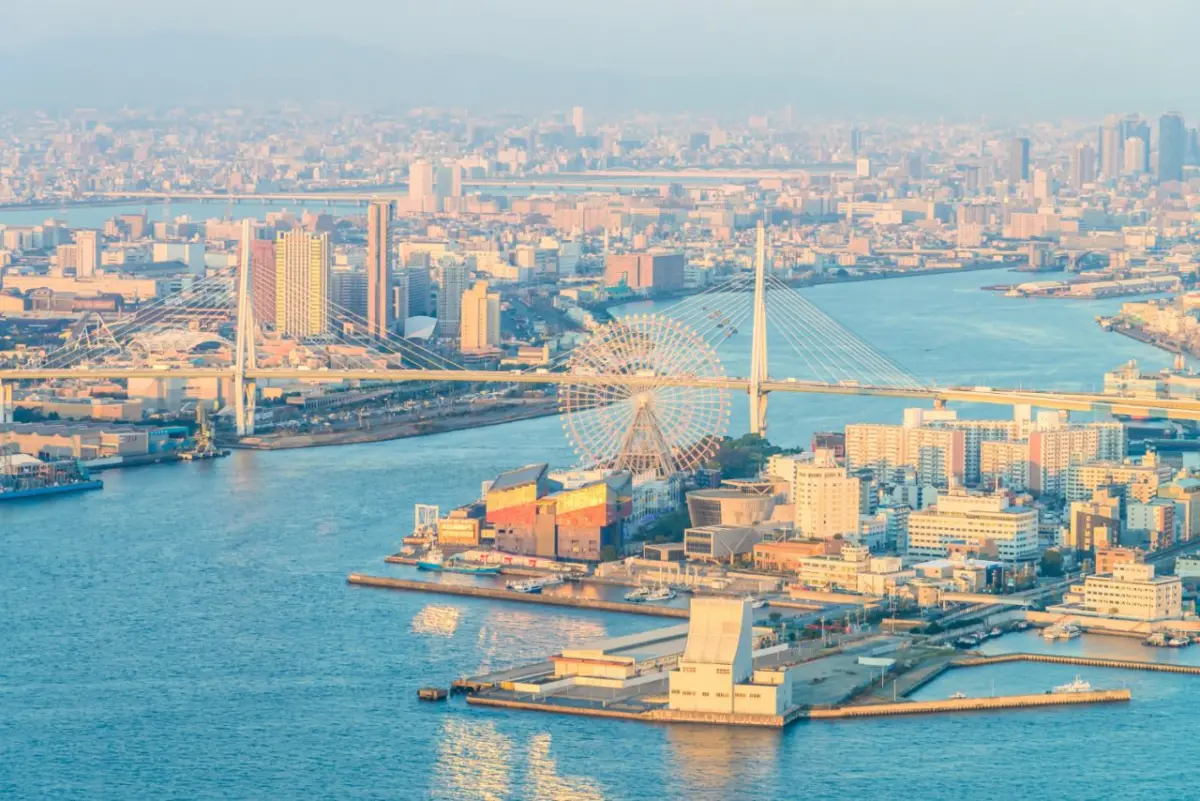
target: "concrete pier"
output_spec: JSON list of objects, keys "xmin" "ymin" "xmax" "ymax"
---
[
  {"xmin": 807, "ymin": 689, "xmax": 1131, "ymax": 719},
  {"xmin": 346, "ymin": 573, "xmax": 689, "ymax": 618},
  {"xmin": 954, "ymin": 653, "xmax": 1200, "ymax": 674}
]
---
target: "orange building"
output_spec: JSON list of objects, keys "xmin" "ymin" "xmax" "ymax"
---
[{"xmin": 753, "ymin": 540, "xmax": 841, "ymax": 573}]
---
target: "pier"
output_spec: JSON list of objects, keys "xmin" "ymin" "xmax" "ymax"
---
[
  {"xmin": 953, "ymin": 652, "xmax": 1200, "ymax": 674},
  {"xmin": 346, "ymin": 573, "xmax": 689, "ymax": 618},
  {"xmin": 806, "ymin": 689, "xmax": 1131, "ymax": 720}
]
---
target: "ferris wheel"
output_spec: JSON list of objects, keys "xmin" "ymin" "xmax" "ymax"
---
[{"xmin": 559, "ymin": 314, "xmax": 731, "ymax": 477}]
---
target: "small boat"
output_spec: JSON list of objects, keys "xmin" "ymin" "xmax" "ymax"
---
[
  {"xmin": 743, "ymin": 594, "xmax": 766, "ymax": 609},
  {"xmin": 644, "ymin": 586, "xmax": 676, "ymax": 603},
  {"xmin": 417, "ymin": 547, "xmax": 501, "ymax": 575},
  {"xmin": 988, "ymin": 627, "xmax": 1002, "ymax": 638},
  {"xmin": 949, "ymin": 691, "xmax": 967, "ymax": 700},
  {"xmin": 1043, "ymin": 623, "xmax": 1081, "ymax": 641},
  {"xmin": 1052, "ymin": 676, "xmax": 1092, "ymax": 694},
  {"xmin": 624, "ymin": 586, "xmax": 652, "ymax": 602},
  {"xmin": 1015, "ymin": 621, "xmax": 1031, "ymax": 631},
  {"xmin": 1144, "ymin": 631, "xmax": 1168, "ymax": 647},
  {"xmin": 506, "ymin": 579, "xmax": 544, "ymax": 594},
  {"xmin": 1168, "ymin": 636, "xmax": 1190, "ymax": 648}
]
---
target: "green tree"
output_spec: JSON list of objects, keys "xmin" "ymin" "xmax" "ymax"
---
[{"xmin": 1040, "ymin": 550, "xmax": 1065, "ymax": 577}]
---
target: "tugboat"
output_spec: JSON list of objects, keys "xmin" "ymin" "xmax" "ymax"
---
[{"xmin": 417, "ymin": 547, "xmax": 501, "ymax": 575}]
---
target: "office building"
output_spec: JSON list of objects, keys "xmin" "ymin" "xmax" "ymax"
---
[
  {"xmin": 398, "ymin": 266, "xmax": 431, "ymax": 318},
  {"xmin": 330, "ymin": 267, "xmax": 368, "ymax": 320},
  {"xmin": 366, "ymin": 200, "xmax": 393, "ymax": 339},
  {"xmin": 1058, "ymin": 562, "xmax": 1181, "ymax": 622},
  {"xmin": 1070, "ymin": 143, "xmax": 1096, "ymax": 188},
  {"xmin": 603, "ymin": 250, "xmax": 685, "ymax": 294},
  {"xmin": 436, "ymin": 261, "xmax": 468, "ymax": 337},
  {"xmin": 1159, "ymin": 477, "xmax": 1200, "ymax": 541},
  {"xmin": 1065, "ymin": 489, "xmax": 1122, "ymax": 551},
  {"xmin": 247, "ymin": 239, "xmax": 276, "ymax": 327},
  {"xmin": 907, "ymin": 491, "xmax": 1039, "ymax": 562},
  {"xmin": 435, "ymin": 164, "xmax": 462, "ymax": 207},
  {"xmin": 1123, "ymin": 136, "xmax": 1149, "ymax": 174},
  {"xmin": 1099, "ymin": 116, "xmax": 1123, "ymax": 178},
  {"xmin": 74, "ymin": 230, "xmax": 101, "ymax": 278},
  {"xmin": 460, "ymin": 280, "xmax": 500, "ymax": 353},
  {"xmin": 1122, "ymin": 115, "xmax": 1151, "ymax": 173},
  {"xmin": 572, "ymin": 106, "xmax": 585, "ymax": 137},
  {"xmin": 1007, "ymin": 137, "xmax": 1030, "ymax": 182},
  {"xmin": 409, "ymin": 159, "xmax": 435, "ymax": 213},
  {"xmin": 683, "ymin": 525, "xmax": 763, "ymax": 563},
  {"xmin": 1158, "ymin": 112, "xmax": 1187, "ymax": 183},
  {"xmin": 274, "ymin": 229, "xmax": 330, "ymax": 338}
]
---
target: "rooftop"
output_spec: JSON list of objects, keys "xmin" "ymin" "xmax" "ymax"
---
[{"xmin": 490, "ymin": 462, "xmax": 548, "ymax": 492}]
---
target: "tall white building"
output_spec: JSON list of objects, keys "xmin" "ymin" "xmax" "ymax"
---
[
  {"xmin": 274, "ymin": 229, "xmax": 330, "ymax": 338},
  {"xmin": 74, "ymin": 230, "xmax": 101, "ymax": 278},
  {"xmin": 409, "ymin": 160, "xmax": 436, "ymax": 213},
  {"xmin": 790, "ymin": 449, "xmax": 861, "ymax": 540}
]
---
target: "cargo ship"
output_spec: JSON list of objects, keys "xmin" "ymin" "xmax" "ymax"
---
[{"xmin": 416, "ymin": 547, "xmax": 501, "ymax": 575}]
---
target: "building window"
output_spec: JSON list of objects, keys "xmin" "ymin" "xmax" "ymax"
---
[{"xmin": 716, "ymin": 668, "xmax": 730, "ymax": 675}]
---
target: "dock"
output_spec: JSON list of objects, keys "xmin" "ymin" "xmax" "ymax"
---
[
  {"xmin": 346, "ymin": 573, "xmax": 689, "ymax": 618},
  {"xmin": 953, "ymin": 652, "xmax": 1200, "ymax": 675}
]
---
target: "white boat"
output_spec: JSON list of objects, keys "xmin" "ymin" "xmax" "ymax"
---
[
  {"xmin": 1043, "ymin": 623, "xmax": 1082, "ymax": 641},
  {"xmin": 506, "ymin": 579, "xmax": 543, "ymax": 594},
  {"xmin": 644, "ymin": 586, "xmax": 676, "ymax": 603},
  {"xmin": 1168, "ymin": 636, "xmax": 1190, "ymax": 648},
  {"xmin": 743, "ymin": 594, "xmax": 767, "ymax": 609},
  {"xmin": 624, "ymin": 586, "xmax": 652, "ymax": 602},
  {"xmin": 949, "ymin": 691, "xmax": 968, "ymax": 700},
  {"xmin": 1144, "ymin": 631, "xmax": 1169, "ymax": 647},
  {"xmin": 1052, "ymin": 675, "xmax": 1092, "ymax": 694}
]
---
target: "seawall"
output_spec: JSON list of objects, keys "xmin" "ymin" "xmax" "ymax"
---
[
  {"xmin": 806, "ymin": 689, "xmax": 1131, "ymax": 719},
  {"xmin": 954, "ymin": 653, "xmax": 1200, "ymax": 674},
  {"xmin": 346, "ymin": 573, "xmax": 689, "ymax": 618}
]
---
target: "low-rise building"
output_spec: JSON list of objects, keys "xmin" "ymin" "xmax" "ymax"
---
[
  {"xmin": 752, "ymin": 539, "xmax": 839, "ymax": 573},
  {"xmin": 907, "ymin": 491, "xmax": 1039, "ymax": 562},
  {"xmin": 683, "ymin": 525, "xmax": 763, "ymax": 564},
  {"xmin": 1057, "ymin": 562, "xmax": 1182, "ymax": 622}
]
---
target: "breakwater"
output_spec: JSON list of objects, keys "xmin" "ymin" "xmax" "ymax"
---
[
  {"xmin": 346, "ymin": 573, "xmax": 689, "ymax": 618},
  {"xmin": 807, "ymin": 689, "xmax": 1131, "ymax": 719},
  {"xmin": 954, "ymin": 653, "xmax": 1200, "ymax": 674}
]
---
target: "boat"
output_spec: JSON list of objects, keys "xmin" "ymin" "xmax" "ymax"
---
[
  {"xmin": 743, "ymin": 594, "xmax": 767, "ymax": 609},
  {"xmin": 989, "ymin": 627, "xmax": 1002, "ymax": 638},
  {"xmin": 1043, "ymin": 623, "xmax": 1081, "ymax": 641},
  {"xmin": 416, "ymin": 547, "xmax": 501, "ymax": 575},
  {"xmin": 949, "ymin": 691, "xmax": 968, "ymax": 700},
  {"xmin": 624, "ymin": 586, "xmax": 652, "ymax": 602},
  {"xmin": 1144, "ymin": 631, "xmax": 1168, "ymax": 647},
  {"xmin": 644, "ymin": 586, "xmax": 676, "ymax": 603},
  {"xmin": 505, "ymin": 578, "xmax": 544, "ymax": 594},
  {"xmin": 1052, "ymin": 676, "xmax": 1092, "ymax": 694},
  {"xmin": 1168, "ymin": 636, "xmax": 1190, "ymax": 648}
]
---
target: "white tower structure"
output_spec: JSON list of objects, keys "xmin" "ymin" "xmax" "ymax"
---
[
  {"xmin": 234, "ymin": 218, "xmax": 258, "ymax": 437},
  {"xmin": 749, "ymin": 219, "xmax": 769, "ymax": 436}
]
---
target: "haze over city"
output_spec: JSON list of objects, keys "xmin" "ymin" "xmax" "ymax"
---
[{"xmin": 8, "ymin": 2, "xmax": 1200, "ymax": 799}]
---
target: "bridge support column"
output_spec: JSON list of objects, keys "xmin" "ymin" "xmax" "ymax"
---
[
  {"xmin": 0, "ymin": 380, "xmax": 12, "ymax": 424},
  {"xmin": 748, "ymin": 218, "xmax": 769, "ymax": 437},
  {"xmin": 233, "ymin": 218, "xmax": 257, "ymax": 439},
  {"xmin": 239, "ymin": 381, "xmax": 256, "ymax": 437}
]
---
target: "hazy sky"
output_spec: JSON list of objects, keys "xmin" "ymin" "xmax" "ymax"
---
[{"xmin": 6, "ymin": 0, "xmax": 1200, "ymax": 114}]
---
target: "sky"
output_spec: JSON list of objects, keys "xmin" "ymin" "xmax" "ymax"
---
[{"xmin": 5, "ymin": 0, "xmax": 1200, "ymax": 114}]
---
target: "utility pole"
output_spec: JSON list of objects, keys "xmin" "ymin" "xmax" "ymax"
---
[
  {"xmin": 749, "ymin": 217, "xmax": 769, "ymax": 436},
  {"xmin": 234, "ymin": 218, "xmax": 258, "ymax": 437}
]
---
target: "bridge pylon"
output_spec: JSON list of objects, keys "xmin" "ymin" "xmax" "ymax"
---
[
  {"xmin": 749, "ymin": 219, "xmax": 769, "ymax": 436},
  {"xmin": 234, "ymin": 219, "xmax": 258, "ymax": 437},
  {"xmin": 0, "ymin": 380, "xmax": 12, "ymax": 424}
]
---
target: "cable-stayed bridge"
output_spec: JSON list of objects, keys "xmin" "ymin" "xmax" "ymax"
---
[{"xmin": 2, "ymin": 222, "xmax": 1198, "ymax": 452}]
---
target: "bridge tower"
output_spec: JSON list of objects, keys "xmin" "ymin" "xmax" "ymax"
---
[
  {"xmin": 234, "ymin": 218, "xmax": 258, "ymax": 437},
  {"xmin": 0, "ymin": 380, "xmax": 12, "ymax": 424},
  {"xmin": 749, "ymin": 219, "xmax": 769, "ymax": 436}
]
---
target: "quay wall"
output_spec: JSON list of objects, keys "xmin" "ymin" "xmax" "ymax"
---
[
  {"xmin": 466, "ymin": 696, "xmax": 648, "ymax": 722},
  {"xmin": 807, "ymin": 689, "xmax": 1131, "ymax": 719},
  {"xmin": 954, "ymin": 653, "xmax": 1200, "ymax": 674},
  {"xmin": 346, "ymin": 573, "xmax": 689, "ymax": 618}
]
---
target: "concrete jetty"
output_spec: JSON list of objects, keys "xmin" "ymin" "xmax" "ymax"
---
[
  {"xmin": 807, "ymin": 689, "xmax": 1131, "ymax": 720},
  {"xmin": 954, "ymin": 653, "xmax": 1200, "ymax": 675},
  {"xmin": 346, "ymin": 573, "xmax": 689, "ymax": 618}
]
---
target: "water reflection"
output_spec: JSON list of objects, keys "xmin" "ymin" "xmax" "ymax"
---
[
  {"xmin": 410, "ymin": 604, "xmax": 460, "ymax": 637},
  {"xmin": 473, "ymin": 610, "xmax": 607, "ymax": 675},
  {"xmin": 666, "ymin": 723, "xmax": 782, "ymax": 797},
  {"xmin": 432, "ymin": 719, "xmax": 513, "ymax": 801},
  {"xmin": 527, "ymin": 733, "xmax": 608, "ymax": 800}
]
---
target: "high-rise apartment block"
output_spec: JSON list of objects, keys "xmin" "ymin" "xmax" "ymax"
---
[
  {"xmin": 1007, "ymin": 137, "xmax": 1030, "ymax": 182},
  {"xmin": 274, "ymin": 229, "xmax": 330, "ymax": 338},
  {"xmin": 437, "ymin": 261, "xmax": 468, "ymax": 337},
  {"xmin": 366, "ymin": 200, "xmax": 393, "ymax": 339},
  {"xmin": 1158, "ymin": 112, "xmax": 1187, "ymax": 183},
  {"xmin": 460, "ymin": 280, "xmax": 500, "ymax": 353}
]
